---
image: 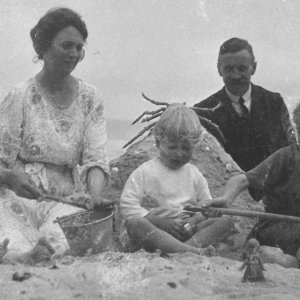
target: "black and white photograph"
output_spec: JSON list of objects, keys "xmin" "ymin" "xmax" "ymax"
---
[{"xmin": 1, "ymin": 0, "xmax": 300, "ymax": 299}]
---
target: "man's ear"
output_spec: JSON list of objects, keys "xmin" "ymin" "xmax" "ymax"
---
[
  {"xmin": 251, "ymin": 61, "xmax": 257, "ymax": 75},
  {"xmin": 217, "ymin": 62, "xmax": 222, "ymax": 77}
]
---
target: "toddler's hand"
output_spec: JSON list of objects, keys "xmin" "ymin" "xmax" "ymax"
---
[{"xmin": 160, "ymin": 219, "xmax": 184, "ymax": 240}]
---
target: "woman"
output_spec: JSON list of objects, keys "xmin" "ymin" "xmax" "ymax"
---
[
  {"xmin": 0, "ymin": 7, "xmax": 109, "ymax": 263},
  {"xmin": 202, "ymin": 101, "xmax": 300, "ymax": 268}
]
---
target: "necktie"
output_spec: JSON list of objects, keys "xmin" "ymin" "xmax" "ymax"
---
[{"xmin": 239, "ymin": 97, "xmax": 250, "ymax": 118}]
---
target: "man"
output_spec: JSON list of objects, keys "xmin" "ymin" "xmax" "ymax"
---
[{"xmin": 194, "ymin": 37, "xmax": 295, "ymax": 172}]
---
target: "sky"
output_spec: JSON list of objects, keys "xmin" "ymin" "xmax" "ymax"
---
[{"xmin": 1, "ymin": 0, "xmax": 300, "ymax": 120}]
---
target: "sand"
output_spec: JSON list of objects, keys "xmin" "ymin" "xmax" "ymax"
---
[
  {"xmin": 1, "ymin": 251, "xmax": 300, "ymax": 299},
  {"xmin": 1, "ymin": 130, "xmax": 300, "ymax": 299}
]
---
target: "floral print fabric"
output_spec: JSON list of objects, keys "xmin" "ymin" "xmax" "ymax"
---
[
  {"xmin": 0, "ymin": 77, "xmax": 109, "ymax": 195},
  {"xmin": 0, "ymin": 78, "xmax": 109, "ymax": 254}
]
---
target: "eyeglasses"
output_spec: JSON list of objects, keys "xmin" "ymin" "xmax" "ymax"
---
[{"xmin": 57, "ymin": 41, "xmax": 84, "ymax": 53}]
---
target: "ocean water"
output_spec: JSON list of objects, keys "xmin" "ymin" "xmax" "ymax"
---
[{"xmin": 106, "ymin": 118, "xmax": 144, "ymax": 160}]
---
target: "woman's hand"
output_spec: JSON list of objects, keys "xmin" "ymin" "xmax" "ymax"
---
[
  {"xmin": 6, "ymin": 170, "xmax": 40, "ymax": 199},
  {"xmin": 201, "ymin": 197, "xmax": 229, "ymax": 209},
  {"xmin": 199, "ymin": 197, "xmax": 229, "ymax": 218},
  {"xmin": 82, "ymin": 194, "xmax": 95, "ymax": 210},
  {"xmin": 70, "ymin": 193, "xmax": 95, "ymax": 210}
]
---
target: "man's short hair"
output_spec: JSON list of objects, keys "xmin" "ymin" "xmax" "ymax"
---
[{"xmin": 218, "ymin": 37, "xmax": 255, "ymax": 63}]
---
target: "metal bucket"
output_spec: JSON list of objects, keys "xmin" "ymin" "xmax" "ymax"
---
[{"xmin": 56, "ymin": 207, "xmax": 114, "ymax": 256}]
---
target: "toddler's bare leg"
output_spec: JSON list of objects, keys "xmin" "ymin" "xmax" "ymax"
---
[
  {"xmin": 185, "ymin": 216, "xmax": 235, "ymax": 248},
  {"xmin": 126, "ymin": 217, "xmax": 211, "ymax": 255}
]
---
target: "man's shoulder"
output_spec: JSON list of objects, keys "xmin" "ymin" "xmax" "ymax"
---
[
  {"xmin": 251, "ymin": 84, "xmax": 283, "ymax": 102},
  {"xmin": 194, "ymin": 88, "xmax": 225, "ymax": 108}
]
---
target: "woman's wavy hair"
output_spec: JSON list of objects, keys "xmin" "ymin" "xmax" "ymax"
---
[{"xmin": 30, "ymin": 7, "xmax": 88, "ymax": 59}]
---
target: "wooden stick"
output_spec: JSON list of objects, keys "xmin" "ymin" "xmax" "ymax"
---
[
  {"xmin": 141, "ymin": 92, "xmax": 169, "ymax": 106},
  {"xmin": 39, "ymin": 194, "xmax": 115, "ymax": 211},
  {"xmin": 184, "ymin": 206, "xmax": 300, "ymax": 223},
  {"xmin": 141, "ymin": 110, "xmax": 164, "ymax": 123},
  {"xmin": 40, "ymin": 194, "xmax": 87, "ymax": 209},
  {"xmin": 122, "ymin": 121, "xmax": 156, "ymax": 148}
]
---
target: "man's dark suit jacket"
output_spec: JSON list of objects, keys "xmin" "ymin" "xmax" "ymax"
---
[{"xmin": 194, "ymin": 83, "xmax": 295, "ymax": 172}]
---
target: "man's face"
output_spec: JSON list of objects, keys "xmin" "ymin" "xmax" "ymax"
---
[{"xmin": 218, "ymin": 49, "xmax": 257, "ymax": 96}]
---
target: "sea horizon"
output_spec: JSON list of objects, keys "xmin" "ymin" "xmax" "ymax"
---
[
  {"xmin": 106, "ymin": 118, "xmax": 144, "ymax": 160},
  {"xmin": 107, "ymin": 96, "xmax": 300, "ymax": 160}
]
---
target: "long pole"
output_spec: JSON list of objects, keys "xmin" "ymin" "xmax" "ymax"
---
[{"xmin": 184, "ymin": 206, "xmax": 300, "ymax": 223}]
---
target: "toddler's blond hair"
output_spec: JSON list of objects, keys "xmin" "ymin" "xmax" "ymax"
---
[{"xmin": 153, "ymin": 103, "xmax": 203, "ymax": 143}]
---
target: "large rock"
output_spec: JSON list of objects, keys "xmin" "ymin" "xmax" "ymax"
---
[{"xmin": 104, "ymin": 130, "xmax": 260, "ymax": 259}]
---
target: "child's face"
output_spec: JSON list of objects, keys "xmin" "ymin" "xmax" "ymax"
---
[{"xmin": 157, "ymin": 136, "xmax": 196, "ymax": 169}]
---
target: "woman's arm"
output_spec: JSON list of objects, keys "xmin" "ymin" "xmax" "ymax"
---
[
  {"xmin": 79, "ymin": 86, "xmax": 110, "ymax": 201},
  {"xmin": 202, "ymin": 174, "xmax": 250, "ymax": 208},
  {"xmin": 86, "ymin": 166, "xmax": 107, "ymax": 203},
  {"xmin": 0, "ymin": 88, "xmax": 23, "ymax": 168},
  {"xmin": 0, "ymin": 87, "xmax": 41, "ymax": 199},
  {"xmin": 219, "ymin": 174, "xmax": 250, "ymax": 205}
]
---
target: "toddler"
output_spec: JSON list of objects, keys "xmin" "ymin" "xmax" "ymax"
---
[{"xmin": 120, "ymin": 104, "xmax": 234, "ymax": 255}]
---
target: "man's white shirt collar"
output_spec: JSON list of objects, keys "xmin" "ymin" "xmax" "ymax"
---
[{"xmin": 226, "ymin": 85, "xmax": 252, "ymax": 110}]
